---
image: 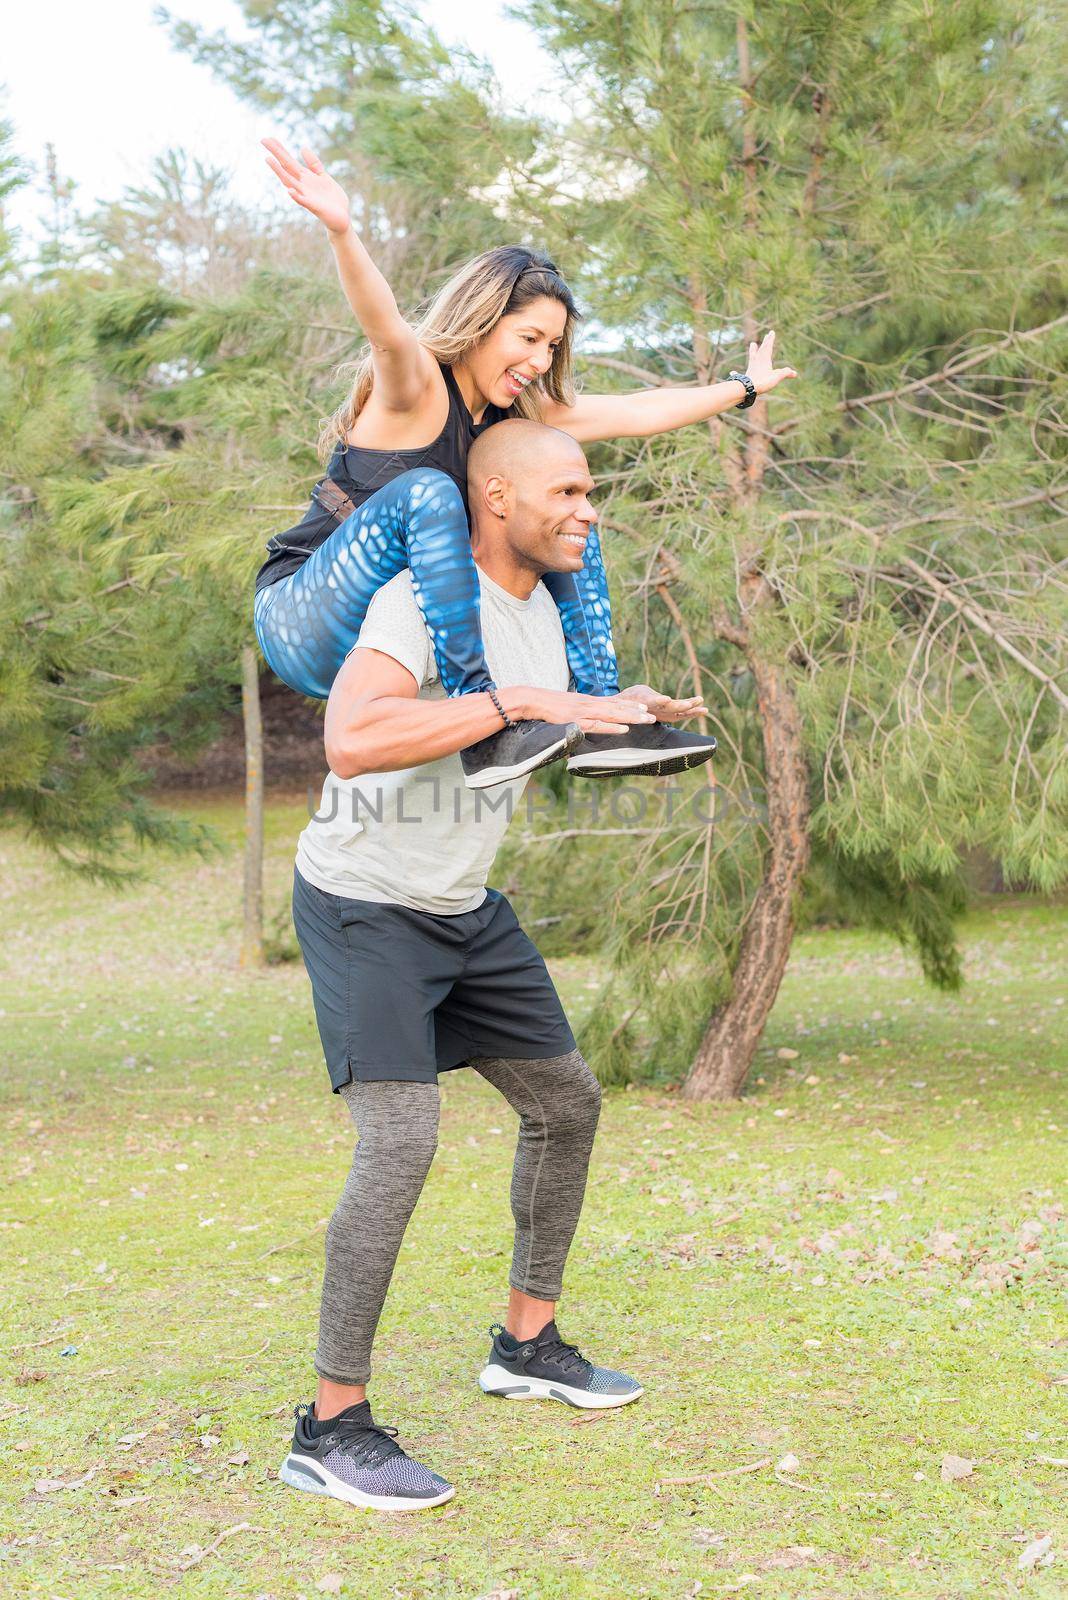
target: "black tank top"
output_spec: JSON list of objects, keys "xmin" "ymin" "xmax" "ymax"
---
[{"xmin": 254, "ymin": 361, "xmax": 515, "ymax": 593}]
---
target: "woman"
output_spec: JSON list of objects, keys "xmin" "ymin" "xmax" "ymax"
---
[{"xmin": 253, "ymin": 139, "xmax": 797, "ymax": 786}]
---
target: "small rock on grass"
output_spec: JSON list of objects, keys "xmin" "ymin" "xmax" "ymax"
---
[
  {"xmin": 1018, "ymin": 1534, "xmax": 1053, "ymax": 1571},
  {"xmin": 940, "ymin": 1454, "xmax": 975, "ymax": 1483}
]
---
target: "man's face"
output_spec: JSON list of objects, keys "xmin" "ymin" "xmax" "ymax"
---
[{"xmin": 503, "ymin": 448, "xmax": 598, "ymax": 575}]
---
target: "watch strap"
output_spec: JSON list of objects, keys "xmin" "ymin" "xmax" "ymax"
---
[{"xmin": 727, "ymin": 370, "xmax": 757, "ymax": 409}]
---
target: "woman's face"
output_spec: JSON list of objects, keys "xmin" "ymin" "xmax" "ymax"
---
[{"xmin": 464, "ymin": 295, "xmax": 569, "ymax": 409}]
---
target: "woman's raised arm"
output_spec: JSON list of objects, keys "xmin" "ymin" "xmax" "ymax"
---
[
  {"xmin": 262, "ymin": 138, "xmax": 431, "ymax": 410},
  {"xmin": 539, "ymin": 329, "xmax": 798, "ymax": 444}
]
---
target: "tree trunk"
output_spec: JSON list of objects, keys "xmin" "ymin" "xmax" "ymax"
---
[
  {"xmin": 681, "ymin": 11, "xmax": 808, "ymax": 1099},
  {"xmin": 240, "ymin": 644, "xmax": 265, "ymax": 968},
  {"xmin": 682, "ymin": 648, "xmax": 810, "ymax": 1100}
]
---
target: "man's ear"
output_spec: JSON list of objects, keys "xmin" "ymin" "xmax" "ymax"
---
[{"xmin": 482, "ymin": 473, "xmax": 511, "ymax": 520}]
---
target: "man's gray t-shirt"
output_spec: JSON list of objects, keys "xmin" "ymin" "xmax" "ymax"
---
[{"xmin": 295, "ymin": 566, "xmax": 570, "ymax": 913}]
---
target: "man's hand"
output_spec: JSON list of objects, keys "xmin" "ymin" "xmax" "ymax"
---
[
  {"xmin": 509, "ymin": 687, "xmax": 659, "ymax": 736},
  {"xmin": 618, "ymin": 683, "xmax": 709, "ymax": 723}
]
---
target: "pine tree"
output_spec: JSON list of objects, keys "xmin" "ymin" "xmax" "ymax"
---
[
  {"xmin": 0, "ymin": 108, "xmax": 23, "ymax": 277},
  {"xmin": 0, "ymin": 150, "xmax": 271, "ymax": 882},
  {"xmin": 510, "ymin": 0, "xmax": 1067, "ymax": 1095}
]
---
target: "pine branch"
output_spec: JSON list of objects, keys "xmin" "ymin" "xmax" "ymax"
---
[
  {"xmin": 779, "ymin": 490, "xmax": 1068, "ymax": 544},
  {"xmin": 776, "ymin": 505, "xmax": 1067, "ymax": 709},
  {"xmin": 582, "ymin": 354, "xmax": 677, "ymax": 386},
  {"xmin": 772, "ymin": 314, "xmax": 1068, "ymax": 438},
  {"xmin": 653, "ymin": 546, "xmax": 713, "ymax": 738},
  {"xmin": 21, "ymin": 576, "xmax": 137, "ymax": 628},
  {"xmin": 897, "ymin": 555, "xmax": 1068, "ymax": 714}
]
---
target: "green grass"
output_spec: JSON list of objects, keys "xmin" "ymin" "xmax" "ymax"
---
[{"xmin": 1, "ymin": 796, "xmax": 1065, "ymax": 1599}]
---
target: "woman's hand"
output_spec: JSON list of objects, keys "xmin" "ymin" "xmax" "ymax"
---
[
  {"xmin": 261, "ymin": 138, "xmax": 351, "ymax": 236},
  {"xmin": 746, "ymin": 329, "xmax": 798, "ymax": 396},
  {"xmin": 263, "ymin": 139, "xmax": 422, "ymax": 374},
  {"xmin": 618, "ymin": 684, "xmax": 709, "ymax": 723}
]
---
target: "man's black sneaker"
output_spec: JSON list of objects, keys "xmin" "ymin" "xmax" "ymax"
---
[
  {"xmin": 278, "ymin": 1399, "xmax": 455, "ymax": 1511},
  {"xmin": 478, "ymin": 1319, "xmax": 644, "ymax": 1410},
  {"xmin": 461, "ymin": 719, "xmax": 584, "ymax": 790},
  {"xmin": 567, "ymin": 722, "xmax": 717, "ymax": 778}
]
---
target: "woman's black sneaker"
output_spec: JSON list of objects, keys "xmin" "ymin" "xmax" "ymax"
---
[
  {"xmin": 461, "ymin": 720, "xmax": 583, "ymax": 789},
  {"xmin": 278, "ymin": 1399, "xmax": 455, "ymax": 1511},
  {"xmin": 478, "ymin": 1319, "xmax": 644, "ymax": 1409},
  {"xmin": 567, "ymin": 722, "xmax": 717, "ymax": 778}
]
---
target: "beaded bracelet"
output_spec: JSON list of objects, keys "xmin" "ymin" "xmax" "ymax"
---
[{"xmin": 486, "ymin": 686, "xmax": 515, "ymax": 729}]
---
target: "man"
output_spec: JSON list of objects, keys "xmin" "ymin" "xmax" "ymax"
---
[{"xmin": 279, "ymin": 419, "xmax": 714, "ymax": 1513}]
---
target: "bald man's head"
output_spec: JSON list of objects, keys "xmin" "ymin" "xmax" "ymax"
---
[
  {"xmin": 467, "ymin": 417, "xmax": 587, "ymax": 510},
  {"xmin": 466, "ymin": 416, "xmax": 598, "ymax": 581}
]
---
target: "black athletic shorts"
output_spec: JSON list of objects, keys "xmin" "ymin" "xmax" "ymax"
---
[{"xmin": 291, "ymin": 865, "xmax": 578, "ymax": 1091}]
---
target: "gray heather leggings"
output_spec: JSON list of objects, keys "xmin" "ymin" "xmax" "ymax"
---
[{"xmin": 315, "ymin": 1048, "xmax": 601, "ymax": 1386}]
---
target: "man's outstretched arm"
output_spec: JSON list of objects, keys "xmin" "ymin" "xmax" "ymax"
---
[
  {"xmin": 324, "ymin": 647, "xmax": 525, "ymax": 778},
  {"xmin": 323, "ymin": 648, "xmax": 661, "ymax": 780}
]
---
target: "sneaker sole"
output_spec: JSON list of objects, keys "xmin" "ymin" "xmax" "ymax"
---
[
  {"xmin": 278, "ymin": 1453, "xmax": 455, "ymax": 1511},
  {"xmin": 464, "ymin": 724, "xmax": 584, "ymax": 790},
  {"xmin": 567, "ymin": 741, "xmax": 716, "ymax": 778},
  {"xmin": 478, "ymin": 1363, "xmax": 644, "ymax": 1409}
]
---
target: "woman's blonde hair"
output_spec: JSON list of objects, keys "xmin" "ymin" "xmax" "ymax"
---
[{"xmin": 317, "ymin": 245, "xmax": 581, "ymax": 463}]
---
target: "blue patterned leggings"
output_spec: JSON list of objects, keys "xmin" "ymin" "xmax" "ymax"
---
[{"xmin": 253, "ymin": 468, "xmax": 619, "ymax": 702}]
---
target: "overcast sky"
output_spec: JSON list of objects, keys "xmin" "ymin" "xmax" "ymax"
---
[{"xmin": 3, "ymin": 0, "xmax": 557, "ymax": 245}]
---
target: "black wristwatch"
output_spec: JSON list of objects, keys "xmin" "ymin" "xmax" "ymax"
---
[{"xmin": 727, "ymin": 370, "xmax": 757, "ymax": 409}]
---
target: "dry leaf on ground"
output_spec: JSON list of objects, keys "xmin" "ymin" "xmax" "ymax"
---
[{"xmin": 763, "ymin": 1545, "xmax": 818, "ymax": 1570}]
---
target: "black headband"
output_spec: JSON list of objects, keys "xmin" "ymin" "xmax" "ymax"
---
[{"xmin": 515, "ymin": 253, "xmax": 560, "ymax": 282}]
